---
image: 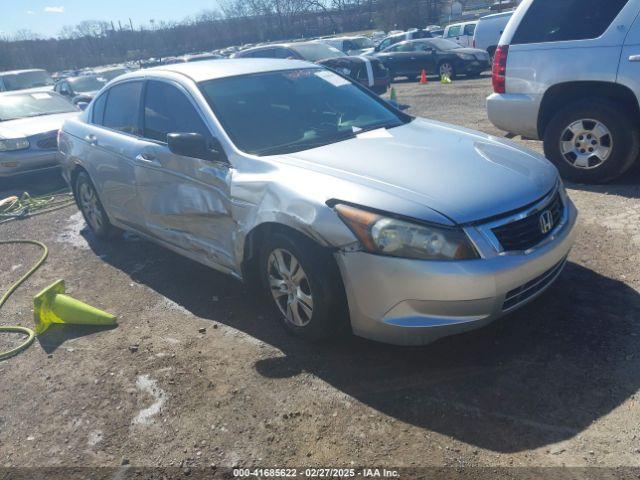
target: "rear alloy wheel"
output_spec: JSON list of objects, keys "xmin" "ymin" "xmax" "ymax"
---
[
  {"xmin": 259, "ymin": 231, "xmax": 347, "ymax": 341},
  {"xmin": 439, "ymin": 62, "xmax": 455, "ymax": 79},
  {"xmin": 544, "ymin": 98, "xmax": 640, "ymax": 183},
  {"xmin": 74, "ymin": 171, "xmax": 120, "ymax": 239}
]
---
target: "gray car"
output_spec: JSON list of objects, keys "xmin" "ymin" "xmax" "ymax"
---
[
  {"xmin": 0, "ymin": 91, "xmax": 78, "ymax": 179},
  {"xmin": 58, "ymin": 59, "xmax": 577, "ymax": 346}
]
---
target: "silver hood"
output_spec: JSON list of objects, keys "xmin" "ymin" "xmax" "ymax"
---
[
  {"xmin": 281, "ymin": 118, "xmax": 558, "ymax": 224},
  {"xmin": 0, "ymin": 112, "xmax": 79, "ymax": 139}
]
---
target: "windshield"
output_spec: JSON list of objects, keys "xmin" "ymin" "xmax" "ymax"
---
[
  {"xmin": 200, "ymin": 68, "xmax": 408, "ymax": 156},
  {"xmin": 292, "ymin": 43, "xmax": 346, "ymax": 61},
  {"xmin": 69, "ymin": 76, "xmax": 108, "ymax": 93},
  {"xmin": 427, "ymin": 38, "xmax": 463, "ymax": 50},
  {"xmin": 2, "ymin": 71, "xmax": 54, "ymax": 91},
  {"xmin": 0, "ymin": 93, "xmax": 76, "ymax": 122}
]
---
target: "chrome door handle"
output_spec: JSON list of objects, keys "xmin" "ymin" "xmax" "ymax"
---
[
  {"xmin": 85, "ymin": 134, "xmax": 97, "ymax": 145},
  {"xmin": 629, "ymin": 55, "xmax": 640, "ymax": 62},
  {"xmin": 135, "ymin": 153, "xmax": 160, "ymax": 167}
]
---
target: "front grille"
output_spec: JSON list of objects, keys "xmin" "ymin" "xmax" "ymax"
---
[
  {"xmin": 503, "ymin": 257, "xmax": 567, "ymax": 311},
  {"xmin": 37, "ymin": 136, "xmax": 58, "ymax": 150},
  {"xmin": 492, "ymin": 193, "xmax": 563, "ymax": 252}
]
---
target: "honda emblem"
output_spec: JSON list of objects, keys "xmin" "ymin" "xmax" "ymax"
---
[{"xmin": 539, "ymin": 210, "xmax": 554, "ymax": 234}]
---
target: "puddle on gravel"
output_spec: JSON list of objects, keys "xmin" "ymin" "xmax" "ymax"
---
[
  {"xmin": 56, "ymin": 212, "xmax": 91, "ymax": 250},
  {"xmin": 133, "ymin": 374, "xmax": 167, "ymax": 425}
]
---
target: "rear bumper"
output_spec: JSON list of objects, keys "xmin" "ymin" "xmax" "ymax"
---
[
  {"xmin": 335, "ymin": 198, "xmax": 578, "ymax": 346},
  {"xmin": 0, "ymin": 150, "xmax": 59, "ymax": 178},
  {"xmin": 487, "ymin": 92, "xmax": 542, "ymax": 139}
]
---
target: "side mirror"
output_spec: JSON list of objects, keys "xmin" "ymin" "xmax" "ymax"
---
[
  {"xmin": 167, "ymin": 132, "xmax": 227, "ymax": 163},
  {"xmin": 77, "ymin": 102, "xmax": 89, "ymax": 111}
]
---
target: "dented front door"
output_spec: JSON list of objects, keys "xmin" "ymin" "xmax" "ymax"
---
[{"xmin": 134, "ymin": 143, "xmax": 237, "ymax": 270}]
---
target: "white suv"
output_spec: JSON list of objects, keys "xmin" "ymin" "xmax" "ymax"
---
[{"xmin": 487, "ymin": 0, "xmax": 640, "ymax": 183}]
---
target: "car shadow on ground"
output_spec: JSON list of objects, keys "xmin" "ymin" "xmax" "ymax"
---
[
  {"xmin": 86, "ymin": 230, "xmax": 640, "ymax": 454},
  {"xmin": 0, "ymin": 170, "xmax": 68, "ymax": 198},
  {"xmin": 566, "ymin": 167, "xmax": 640, "ymax": 199}
]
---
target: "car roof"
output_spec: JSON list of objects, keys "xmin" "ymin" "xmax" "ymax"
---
[
  {"xmin": 146, "ymin": 58, "xmax": 316, "ymax": 83},
  {"xmin": 0, "ymin": 90, "xmax": 62, "ymax": 98},
  {"xmin": 479, "ymin": 10, "xmax": 515, "ymax": 20},
  {"xmin": 0, "ymin": 69, "xmax": 48, "ymax": 76}
]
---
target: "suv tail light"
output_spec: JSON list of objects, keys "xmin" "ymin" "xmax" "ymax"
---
[{"xmin": 492, "ymin": 45, "xmax": 509, "ymax": 94}]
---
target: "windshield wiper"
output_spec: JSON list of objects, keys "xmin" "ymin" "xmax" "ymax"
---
[{"xmin": 256, "ymin": 131, "xmax": 357, "ymax": 156}]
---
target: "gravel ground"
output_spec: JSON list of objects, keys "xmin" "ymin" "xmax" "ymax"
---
[{"xmin": 1, "ymin": 75, "xmax": 640, "ymax": 477}]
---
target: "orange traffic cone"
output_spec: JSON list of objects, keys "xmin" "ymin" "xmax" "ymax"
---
[{"xmin": 419, "ymin": 69, "xmax": 428, "ymax": 85}]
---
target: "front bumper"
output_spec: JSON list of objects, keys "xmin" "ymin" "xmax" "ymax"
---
[
  {"xmin": 335, "ymin": 197, "xmax": 578, "ymax": 346},
  {"xmin": 0, "ymin": 149, "xmax": 60, "ymax": 178}
]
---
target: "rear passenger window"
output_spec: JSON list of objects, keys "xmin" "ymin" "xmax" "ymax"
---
[
  {"xmin": 102, "ymin": 81, "xmax": 143, "ymax": 135},
  {"xmin": 92, "ymin": 93, "xmax": 107, "ymax": 125},
  {"xmin": 464, "ymin": 24, "xmax": 476, "ymax": 36},
  {"xmin": 143, "ymin": 81, "xmax": 211, "ymax": 143},
  {"xmin": 512, "ymin": 0, "xmax": 629, "ymax": 44}
]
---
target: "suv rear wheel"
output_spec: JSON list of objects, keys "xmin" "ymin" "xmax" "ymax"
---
[{"xmin": 543, "ymin": 98, "xmax": 640, "ymax": 183}]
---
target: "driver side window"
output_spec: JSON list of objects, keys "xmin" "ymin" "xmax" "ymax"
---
[{"xmin": 143, "ymin": 80, "xmax": 211, "ymax": 143}]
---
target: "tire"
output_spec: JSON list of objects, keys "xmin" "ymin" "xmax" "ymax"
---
[
  {"xmin": 73, "ymin": 171, "xmax": 120, "ymax": 239},
  {"xmin": 259, "ymin": 230, "xmax": 347, "ymax": 342},
  {"xmin": 438, "ymin": 61, "xmax": 456, "ymax": 80},
  {"xmin": 543, "ymin": 98, "xmax": 640, "ymax": 184}
]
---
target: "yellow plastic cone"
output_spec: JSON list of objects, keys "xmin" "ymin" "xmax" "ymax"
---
[
  {"xmin": 390, "ymin": 87, "xmax": 398, "ymax": 103},
  {"xmin": 33, "ymin": 280, "xmax": 117, "ymax": 335},
  {"xmin": 441, "ymin": 74, "xmax": 452, "ymax": 84}
]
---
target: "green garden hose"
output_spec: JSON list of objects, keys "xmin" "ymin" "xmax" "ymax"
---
[
  {"xmin": 0, "ymin": 240, "xmax": 48, "ymax": 361},
  {"xmin": 0, "ymin": 190, "xmax": 74, "ymax": 225}
]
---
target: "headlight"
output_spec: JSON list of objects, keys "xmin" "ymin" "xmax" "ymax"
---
[
  {"xmin": 0, "ymin": 138, "xmax": 30, "ymax": 152},
  {"xmin": 457, "ymin": 53, "xmax": 475, "ymax": 61},
  {"xmin": 335, "ymin": 204, "xmax": 478, "ymax": 261}
]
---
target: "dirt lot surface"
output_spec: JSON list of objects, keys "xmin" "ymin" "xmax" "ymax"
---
[{"xmin": 1, "ymin": 75, "xmax": 640, "ymax": 477}]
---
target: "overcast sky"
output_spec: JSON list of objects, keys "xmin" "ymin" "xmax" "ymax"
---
[{"xmin": 2, "ymin": 0, "xmax": 221, "ymax": 38}]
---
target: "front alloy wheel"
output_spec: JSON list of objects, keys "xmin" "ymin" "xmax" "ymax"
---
[
  {"xmin": 259, "ymin": 232, "xmax": 347, "ymax": 341},
  {"xmin": 267, "ymin": 248, "xmax": 314, "ymax": 327}
]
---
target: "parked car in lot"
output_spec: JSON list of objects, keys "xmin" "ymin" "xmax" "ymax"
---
[
  {"xmin": 91, "ymin": 66, "xmax": 129, "ymax": 82},
  {"xmin": 54, "ymin": 75, "xmax": 108, "ymax": 106},
  {"xmin": 372, "ymin": 38, "xmax": 490, "ymax": 80},
  {"xmin": 443, "ymin": 21, "xmax": 478, "ymax": 47},
  {"xmin": 235, "ymin": 41, "xmax": 389, "ymax": 94},
  {"xmin": 490, "ymin": 0, "xmax": 519, "ymax": 11},
  {"xmin": 322, "ymin": 36, "xmax": 376, "ymax": 55},
  {"xmin": 233, "ymin": 41, "xmax": 345, "ymax": 61},
  {"xmin": 374, "ymin": 29, "xmax": 434, "ymax": 53},
  {"xmin": 473, "ymin": 10, "xmax": 514, "ymax": 59},
  {"xmin": 0, "ymin": 91, "xmax": 78, "ymax": 180},
  {"xmin": 58, "ymin": 59, "xmax": 577, "ymax": 346},
  {"xmin": 0, "ymin": 69, "xmax": 55, "ymax": 93},
  {"xmin": 317, "ymin": 56, "xmax": 391, "ymax": 94},
  {"xmin": 487, "ymin": 0, "xmax": 640, "ymax": 183}
]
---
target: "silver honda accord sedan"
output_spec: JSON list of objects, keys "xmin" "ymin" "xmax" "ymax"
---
[{"xmin": 58, "ymin": 59, "xmax": 578, "ymax": 346}]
